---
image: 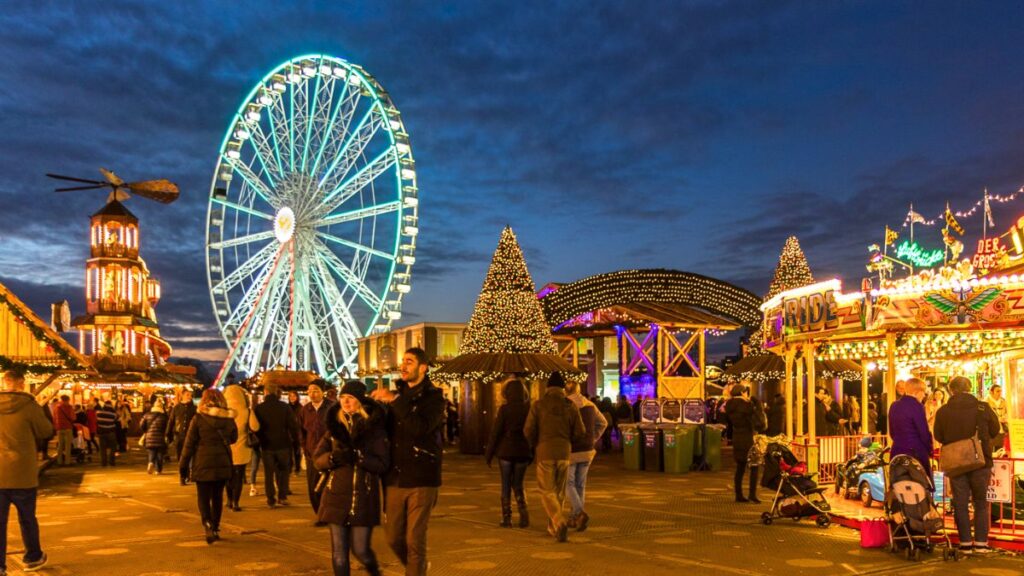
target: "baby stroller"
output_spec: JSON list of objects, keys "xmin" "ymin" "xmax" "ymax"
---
[
  {"xmin": 760, "ymin": 442, "xmax": 831, "ymax": 527},
  {"xmin": 885, "ymin": 454, "xmax": 958, "ymax": 561}
]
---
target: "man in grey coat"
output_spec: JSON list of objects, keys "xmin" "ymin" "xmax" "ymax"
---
[{"xmin": 0, "ymin": 369, "xmax": 54, "ymax": 574}]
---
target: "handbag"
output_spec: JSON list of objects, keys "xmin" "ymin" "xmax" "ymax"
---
[{"xmin": 938, "ymin": 406, "xmax": 985, "ymax": 477}]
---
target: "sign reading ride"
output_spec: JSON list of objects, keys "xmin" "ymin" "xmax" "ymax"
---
[
  {"xmin": 783, "ymin": 290, "xmax": 839, "ymax": 332},
  {"xmin": 987, "ymin": 460, "xmax": 1013, "ymax": 503}
]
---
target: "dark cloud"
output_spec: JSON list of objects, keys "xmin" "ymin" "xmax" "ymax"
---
[{"xmin": 2, "ymin": 1, "xmax": 1024, "ymax": 364}]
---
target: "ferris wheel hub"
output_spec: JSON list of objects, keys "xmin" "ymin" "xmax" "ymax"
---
[{"xmin": 274, "ymin": 207, "xmax": 296, "ymax": 244}]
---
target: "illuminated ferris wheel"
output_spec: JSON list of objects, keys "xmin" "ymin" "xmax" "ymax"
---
[{"xmin": 205, "ymin": 54, "xmax": 418, "ymax": 382}]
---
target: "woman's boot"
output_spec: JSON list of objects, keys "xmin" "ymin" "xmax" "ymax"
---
[
  {"xmin": 500, "ymin": 498, "xmax": 513, "ymax": 528},
  {"xmin": 515, "ymin": 493, "xmax": 530, "ymax": 528},
  {"xmin": 748, "ymin": 466, "xmax": 761, "ymax": 504},
  {"xmin": 204, "ymin": 522, "xmax": 216, "ymax": 545}
]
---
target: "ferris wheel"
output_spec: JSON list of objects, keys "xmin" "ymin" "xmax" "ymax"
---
[{"xmin": 206, "ymin": 54, "xmax": 418, "ymax": 383}]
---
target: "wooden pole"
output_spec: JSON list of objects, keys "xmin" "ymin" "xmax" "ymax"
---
[
  {"xmin": 784, "ymin": 348, "xmax": 795, "ymax": 438},
  {"xmin": 885, "ymin": 331, "xmax": 897, "ymax": 415},
  {"xmin": 861, "ymin": 362, "xmax": 870, "ymax": 435},
  {"xmin": 796, "ymin": 351, "xmax": 805, "ymax": 436},
  {"xmin": 806, "ymin": 342, "xmax": 817, "ymax": 443}
]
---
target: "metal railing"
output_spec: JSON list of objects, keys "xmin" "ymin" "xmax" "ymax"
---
[{"xmin": 790, "ymin": 434, "xmax": 889, "ymax": 484}]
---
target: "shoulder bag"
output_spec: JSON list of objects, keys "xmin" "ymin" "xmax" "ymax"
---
[{"xmin": 938, "ymin": 405, "xmax": 985, "ymax": 478}]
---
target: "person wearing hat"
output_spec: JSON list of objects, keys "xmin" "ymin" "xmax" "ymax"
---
[
  {"xmin": 300, "ymin": 380, "xmax": 337, "ymax": 517},
  {"xmin": 314, "ymin": 381, "xmax": 387, "ymax": 576},
  {"xmin": 523, "ymin": 372, "xmax": 586, "ymax": 543},
  {"xmin": 140, "ymin": 401, "xmax": 169, "ymax": 474}
]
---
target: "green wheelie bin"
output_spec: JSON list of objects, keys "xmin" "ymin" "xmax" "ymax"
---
[
  {"xmin": 699, "ymin": 424, "xmax": 723, "ymax": 471},
  {"xmin": 620, "ymin": 424, "xmax": 643, "ymax": 470},
  {"xmin": 662, "ymin": 424, "xmax": 696, "ymax": 474}
]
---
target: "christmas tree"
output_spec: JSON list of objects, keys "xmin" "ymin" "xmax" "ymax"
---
[
  {"xmin": 460, "ymin": 226, "xmax": 557, "ymax": 355},
  {"xmin": 747, "ymin": 236, "xmax": 815, "ymax": 355}
]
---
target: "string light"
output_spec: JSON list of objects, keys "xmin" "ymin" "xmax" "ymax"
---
[
  {"xmin": 901, "ymin": 186, "xmax": 1023, "ymax": 228},
  {"xmin": 749, "ymin": 236, "xmax": 816, "ymax": 354}
]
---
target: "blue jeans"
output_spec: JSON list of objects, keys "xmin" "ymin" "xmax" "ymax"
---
[
  {"xmin": 566, "ymin": 458, "xmax": 592, "ymax": 517},
  {"xmin": 147, "ymin": 448, "xmax": 165, "ymax": 472},
  {"xmin": 498, "ymin": 459, "xmax": 529, "ymax": 501},
  {"xmin": 0, "ymin": 488, "xmax": 44, "ymax": 571},
  {"xmin": 949, "ymin": 466, "xmax": 991, "ymax": 546},
  {"xmin": 328, "ymin": 524, "xmax": 376, "ymax": 576}
]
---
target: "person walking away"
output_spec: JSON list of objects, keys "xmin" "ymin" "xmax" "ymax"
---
[
  {"xmin": 613, "ymin": 395, "xmax": 633, "ymax": 449},
  {"xmin": 934, "ymin": 376, "xmax": 1001, "ymax": 555},
  {"xmin": 288, "ymin": 391, "xmax": 304, "ymax": 475},
  {"xmin": 888, "ymin": 378, "xmax": 933, "ymax": 478},
  {"xmin": 140, "ymin": 402, "xmax": 169, "ymax": 474},
  {"xmin": 115, "ymin": 400, "xmax": 132, "ymax": 453},
  {"xmin": 598, "ymin": 398, "xmax": 615, "ymax": 452},
  {"xmin": 369, "ymin": 348, "xmax": 445, "ymax": 576},
  {"xmin": 565, "ymin": 379, "xmax": 607, "ymax": 532},
  {"xmin": 85, "ymin": 398, "xmax": 99, "ymax": 455},
  {"xmin": 166, "ymin": 390, "xmax": 197, "ymax": 485},
  {"xmin": 523, "ymin": 372, "xmax": 586, "ymax": 543},
  {"xmin": 300, "ymin": 381, "xmax": 335, "ymax": 517},
  {"xmin": 315, "ymin": 381, "xmax": 388, "ymax": 576},
  {"xmin": 51, "ymin": 395, "xmax": 75, "ymax": 466},
  {"xmin": 985, "ymin": 385, "xmax": 1009, "ymax": 455},
  {"xmin": 254, "ymin": 383, "xmax": 299, "ymax": 508},
  {"xmin": 95, "ymin": 400, "xmax": 118, "ymax": 466},
  {"xmin": 484, "ymin": 379, "xmax": 533, "ymax": 528},
  {"xmin": 0, "ymin": 369, "xmax": 53, "ymax": 573},
  {"xmin": 179, "ymin": 389, "xmax": 238, "ymax": 544},
  {"xmin": 724, "ymin": 383, "xmax": 762, "ymax": 503},
  {"xmin": 224, "ymin": 383, "xmax": 259, "ymax": 512}
]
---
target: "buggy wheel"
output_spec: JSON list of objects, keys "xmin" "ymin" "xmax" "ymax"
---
[
  {"xmin": 904, "ymin": 547, "xmax": 913, "ymax": 560},
  {"xmin": 941, "ymin": 548, "xmax": 950, "ymax": 561},
  {"xmin": 858, "ymin": 482, "xmax": 872, "ymax": 508},
  {"xmin": 761, "ymin": 512, "xmax": 773, "ymax": 525},
  {"xmin": 815, "ymin": 515, "xmax": 830, "ymax": 528}
]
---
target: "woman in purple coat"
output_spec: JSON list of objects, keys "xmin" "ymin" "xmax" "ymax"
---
[{"xmin": 887, "ymin": 378, "xmax": 933, "ymax": 478}]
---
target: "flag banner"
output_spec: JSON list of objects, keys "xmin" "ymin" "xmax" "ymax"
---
[
  {"xmin": 908, "ymin": 210, "xmax": 927, "ymax": 224},
  {"xmin": 885, "ymin": 226, "xmax": 898, "ymax": 246},
  {"xmin": 945, "ymin": 206, "xmax": 964, "ymax": 235}
]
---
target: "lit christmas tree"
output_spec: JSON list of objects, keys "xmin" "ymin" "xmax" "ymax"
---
[
  {"xmin": 747, "ymin": 236, "xmax": 815, "ymax": 355},
  {"xmin": 460, "ymin": 226, "xmax": 557, "ymax": 355},
  {"xmin": 766, "ymin": 236, "xmax": 815, "ymax": 300}
]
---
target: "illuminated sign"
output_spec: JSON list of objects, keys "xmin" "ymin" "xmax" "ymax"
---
[
  {"xmin": 895, "ymin": 240, "xmax": 943, "ymax": 268},
  {"xmin": 782, "ymin": 290, "xmax": 838, "ymax": 331},
  {"xmin": 972, "ymin": 238, "xmax": 1005, "ymax": 272}
]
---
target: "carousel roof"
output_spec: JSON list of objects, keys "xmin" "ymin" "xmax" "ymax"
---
[{"xmin": 723, "ymin": 354, "xmax": 862, "ymax": 380}]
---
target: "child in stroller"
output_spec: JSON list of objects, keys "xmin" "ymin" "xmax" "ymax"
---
[
  {"xmin": 835, "ymin": 437, "xmax": 886, "ymax": 498},
  {"xmin": 760, "ymin": 442, "xmax": 831, "ymax": 527},
  {"xmin": 885, "ymin": 454, "xmax": 958, "ymax": 561}
]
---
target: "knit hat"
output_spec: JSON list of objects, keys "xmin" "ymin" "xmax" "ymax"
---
[
  {"xmin": 547, "ymin": 372, "xmax": 566, "ymax": 388},
  {"xmin": 339, "ymin": 380, "xmax": 367, "ymax": 399}
]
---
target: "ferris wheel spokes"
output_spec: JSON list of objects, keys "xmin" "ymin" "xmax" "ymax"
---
[
  {"xmin": 313, "ymin": 242, "xmax": 382, "ymax": 310},
  {"xmin": 317, "ymin": 231, "xmax": 394, "ymax": 260},
  {"xmin": 318, "ymin": 200, "xmax": 400, "ymax": 228}
]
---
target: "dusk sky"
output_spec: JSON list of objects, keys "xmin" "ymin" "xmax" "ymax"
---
[{"xmin": 3, "ymin": 2, "xmax": 1024, "ymax": 364}]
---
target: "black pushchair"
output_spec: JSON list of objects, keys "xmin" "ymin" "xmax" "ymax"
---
[
  {"xmin": 885, "ymin": 454, "xmax": 958, "ymax": 561},
  {"xmin": 760, "ymin": 442, "xmax": 831, "ymax": 527}
]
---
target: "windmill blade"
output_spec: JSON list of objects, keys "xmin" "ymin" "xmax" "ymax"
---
[
  {"xmin": 46, "ymin": 173, "xmax": 107, "ymax": 185},
  {"xmin": 126, "ymin": 179, "xmax": 180, "ymax": 204},
  {"xmin": 99, "ymin": 168, "xmax": 125, "ymax": 187},
  {"xmin": 55, "ymin": 184, "xmax": 107, "ymax": 192}
]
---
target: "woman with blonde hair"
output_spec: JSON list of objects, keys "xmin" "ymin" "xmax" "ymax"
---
[{"xmin": 180, "ymin": 388, "xmax": 238, "ymax": 544}]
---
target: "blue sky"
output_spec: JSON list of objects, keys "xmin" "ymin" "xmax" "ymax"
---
[{"xmin": 2, "ymin": 2, "xmax": 1024, "ymax": 363}]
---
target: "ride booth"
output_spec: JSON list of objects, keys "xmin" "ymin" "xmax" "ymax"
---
[{"xmin": 762, "ymin": 268, "xmax": 1024, "ymax": 549}]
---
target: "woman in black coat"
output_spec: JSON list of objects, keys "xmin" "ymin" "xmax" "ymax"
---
[
  {"xmin": 140, "ymin": 403, "xmax": 169, "ymax": 474},
  {"xmin": 766, "ymin": 394, "xmax": 786, "ymax": 436},
  {"xmin": 724, "ymin": 383, "xmax": 762, "ymax": 503},
  {"xmin": 484, "ymin": 379, "xmax": 533, "ymax": 528},
  {"xmin": 314, "ymin": 381, "xmax": 388, "ymax": 576},
  {"xmin": 179, "ymin": 389, "xmax": 238, "ymax": 544}
]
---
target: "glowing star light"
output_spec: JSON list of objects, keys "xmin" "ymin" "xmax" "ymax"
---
[{"xmin": 274, "ymin": 207, "xmax": 295, "ymax": 243}]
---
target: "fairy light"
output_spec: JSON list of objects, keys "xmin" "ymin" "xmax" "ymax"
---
[{"xmin": 901, "ymin": 186, "xmax": 1024, "ymax": 228}]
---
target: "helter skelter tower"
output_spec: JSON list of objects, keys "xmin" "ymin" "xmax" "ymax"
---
[{"xmin": 48, "ymin": 169, "xmax": 179, "ymax": 366}]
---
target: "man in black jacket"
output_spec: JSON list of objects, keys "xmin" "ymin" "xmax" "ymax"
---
[
  {"xmin": 166, "ymin": 390, "xmax": 196, "ymax": 485},
  {"xmin": 370, "ymin": 348, "xmax": 445, "ymax": 576},
  {"xmin": 298, "ymin": 381, "xmax": 335, "ymax": 516},
  {"xmin": 933, "ymin": 376, "xmax": 1001, "ymax": 554},
  {"xmin": 255, "ymin": 383, "xmax": 300, "ymax": 508}
]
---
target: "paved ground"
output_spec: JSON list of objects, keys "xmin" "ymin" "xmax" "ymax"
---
[{"xmin": 7, "ymin": 447, "xmax": 1021, "ymax": 576}]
